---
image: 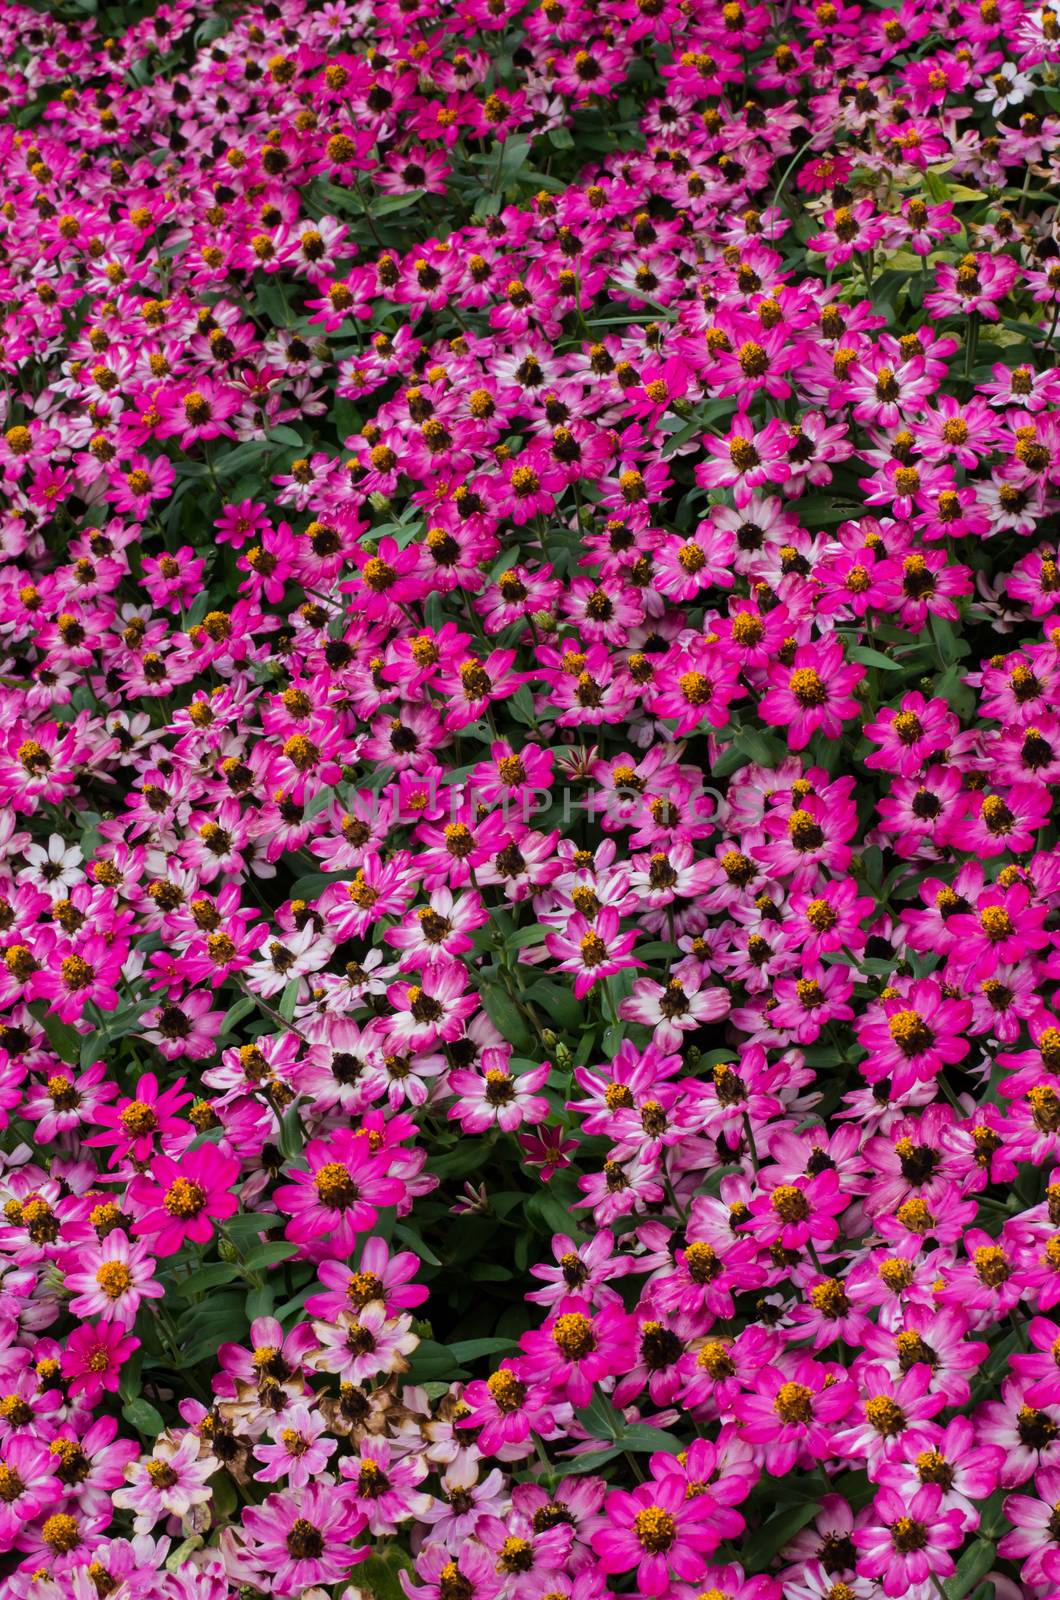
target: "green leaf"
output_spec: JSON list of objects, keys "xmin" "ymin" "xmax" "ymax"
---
[
  {"xmin": 246, "ymin": 1284, "xmax": 274, "ymax": 1319},
  {"xmin": 479, "ymin": 978, "xmax": 533, "ymax": 1050},
  {"xmin": 165, "ymin": 1535, "xmax": 204, "ymax": 1572},
  {"xmin": 177, "ymin": 1262, "xmax": 240, "ymax": 1295},
  {"xmin": 214, "ymin": 439, "xmax": 271, "ymax": 481},
  {"xmin": 373, "ymin": 189, "xmax": 426, "ymax": 215},
  {"xmin": 944, "ymin": 1540, "xmax": 996, "ymax": 1600},
  {"xmin": 710, "ymin": 726, "xmax": 784, "ymax": 778},
  {"xmin": 224, "ymin": 1211, "xmax": 282, "ymax": 1242},
  {"xmin": 427, "ymin": 1138, "xmax": 489, "ymax": 1179},
  {"xmin": 118, "ymin": 1346, "xmax": 143, "ymax": 1403},
  {"xmin": 617, "ymin": 1424, "xmax": 684, "ymax": 1453},
  {"xmin": 560, "ymin": 1444, "xmax": 624, "ymax": 1473},
  {"xmin": 279, "ymin": 1101, "xmax": 305, "ymax": 1159},
  {"xmin": 525, "ymin": 1185, "xmax": 582, "ymax": 1237},
  {"xmin": 448, "ymin": 1337, "xmax": 517, "ymax": 1361},
  {"xmin": 353, "ymin": 1549, "xmax": 415, "ymax": 1600},
  {"xmin": 934, "ymin": 663, "xmax": 976, "ymax": 719},
  {"xmin": 278, "ymin": 979, "xmax": 301, "ymax": 1020},
  {"xmin": 848, "ymin": 645, "xmax": 902, "ymax": 671},
  {"xmin": 242, "ymin": 1241, "xmax": 301, "ymax": 1270},
  {"xmin": 206, "ymin": 1471, "xmax": 239, "ymax": 1522},
  {"xmin": 575, "ymin": 1391, "xmax": 625, "ymax": 1442},
  {"xmin": 221, "ymin": 995, "xmax": 256, "ymax": 1031},
  {"xmin": 393, "ymin": 1222, "xmax": 442, "ymax": 1266},
  {"xmin": 28, "ymin": 1002, "xmax": 82, "ymax": 1065},
  {"xmin": 122, "ymin": 1398, "xmax": 164, "ymax": 1437},
  {"xmin": 930, "ymin": 617, "xmax": 970, "ymax": 665},
  {"xmin": 523, "ymin": 980, "xmax": 581, "ymax": 1033},
  {"xmin": 407, "ymin": 1340, "xmax": 470, "ymax": 1381},
  {"xmin": 748, "ymin": 1503, "xmax": 820, "ymax": 1571}
]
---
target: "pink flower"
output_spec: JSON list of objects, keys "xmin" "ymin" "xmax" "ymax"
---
[
  {"xmin": 62, "ymin": 1321, "xmax": 139, "ymax": 1404},
  {"xmin": 84, "ymin": 1071, "xmax": 193, "ymax": 1165},
  {"xmin": 745, "ymin": 1170, "xmax": 848, "ymax": 1251},
  {"xmin": 0, "ymin": 1436, "xmax": 58, "ymax": 1541},
  {"xmin": 458, "ymin": 1362, "xmax": 555, "ymax": 1455},
  {"xmin": 63, "ymin": 1230, "xmax": 163, "ymax": 1324},
  {"xmin": 112, "ymin": 1431, "xmax": 220, "ymax": 1532},
  {"xmin": 519, "ymin": 1296, "xmax": 637, "ymax": 1406},
  {"xmin": 339, "ymin": 1434, "xmax": 432, "ymax": 1533},
  {"xmin": 592, "ymin": 1473, "xmax": 733, "ymax": 1595},
  {"xmin": 448, "ymin": 1060, "xmax": 551, "ymax": 1133},
  {"xmin": 545, "ymin": 905, "xmax": 644, "ymax": 998},
  {"xmin": 732, "ymin": 1358, "xmax": 856, "ymax": 1474},
  {"xmin": 853, "ymin": 1484, "xmax": 968, "ymax": 1596},
  {"xmin": 128, "ymin": 1146, "xmax": 240, "ymax": 1256},
  {"xmin": 1000, "ymin": 1464, "xmax": 1060, "ymax": 1584},
  {"xmin": 856, "ymin": 979, "xmax": 972, "ymax": 1094},
  {"xmin": 254, "ymin": 1404, "xmax": 336, "ymax": 1488},
  {"xmin": 759, "ymin": 639, "xmax": 865, "ymax": 750},
  {"xmin": 239, "ymin": 1484, "xmax": 368, "ymax": 1597},
  {"xmin": 274, "ymin": 1130, "xmax": 405, "ymax": 1257}
]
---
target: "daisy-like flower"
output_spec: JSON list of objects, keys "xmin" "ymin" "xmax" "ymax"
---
[
  {"xmin": 852, "ymin": 1484, "xmax": 968, "ymax": 1596},
  {"xmin": 545, "ymin": 905, "xmax": 644, "ymax": 998},
  {"xmin": 61, "ymin": 1321, "xmax": 139, "ymax": 1405},
  {"xmin": 0, "ymin": 1435, "xmax": 60, "ymax": 1542},
  {"xmin": 34, "ymin": 934, "xmax": 126, "ymax": 1023},
  {"xmin": 837, "ymin": 1365, "xmax": 947, "ymax": 1465},
  {"xmin": 253, "ymin": 1404, "xmax": 336, "ymax": 1487},
  {"xmin": 127, "ymin": 1146, "xmax": 240, "ymax": 1256},
  {"xmin": 856, "ymin": 980, "xmax": 972, "ymax": 1094},
  {"xmin": 447, "ymin": 1059, "xmax": 551, "ymax": 1133},
  {"xmin": 732, "ymin": 1358, "xmax": 857, "ymax": 1474},
  {"xmin": 339, "ymin": 1434, "xmax": 433, "ymax": 1533},
  {"xmin": 384, "ymin": 962, "xmax": 480, "ymax": 1050},
  {"xmin": 1000, "ymin": 1463, "xmax": 1060, "ymax": 1584},
  {"xmin": 745, "ymin": 1170, "xmax": 848, "ymax": 1251},
  {"xmin": 759, "ymin": 639, "xmax": 865, "ymax": 750},
  {"xmin": 63, "ymin": 1230, "xmax": 163, "ymax": 1324},
  {"xmin": 619, "ymin": 971, "xmax": 730, "ymax": 1050},
  {"xmin": 112, "ymin": 1431, "xmax": 220, "ymax": 1533},
  {"xmin": 457, "ymin": 1362, "xmax": 555, "ymax": 1455},
  {"xmin": 591, "ymin": 1473, "xmax": 733, "ymax": 1596},
  {"xmin": 863, "ymin": 692, "xmax": 959, "ymax": 779},
  {"xmin": 787, "ymin": 880, "xmax": 875, "ymax": 958},
  {"xmin": 310, "ymin": 1303, "xmax": 420, "ymax": 1385},
  {"xmin": 84, "ymin": 1071, "xmax": 193, "ymax": 1165},
  {"xmin": 19, "ymin": 833, "xmax": 83, "ymax": 897},
  {"xmin": 239, "ymin": 1484, "xmax": 368, "ymax": 1598},
  {"xmin": 304, "ymin": 1237, "xmax": 428, "ymax": 1322},
  {"xmin": 519, "ymin": 1295, "xmax": 637, "ymax": 1406},
  {"xmin": 274, "ymin": 1129, "xmax": 405, "ymax": 1256}
]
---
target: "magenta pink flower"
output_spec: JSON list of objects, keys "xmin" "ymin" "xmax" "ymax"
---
[
  {"xmin": 128, "ymin": 1146, "xmax": 240, "ymax": 1256},
  {"xmin": 856, "ymin": 979, "xmax": 972, "ymax": 1094},
  {"xmin": 274, "ymin": 1130, "xmax": 405, "ymax": 1256},
  {"xmin": 853, "ymin": 1484, "xmax": 968, "ymax": 1596},
  {"xmin": 61, "ymin": 1321, "xmax": 139, "ymax": 1404},
  {"xmin": 592, "ymin": 1473, "xmax": 734, "ymax": 1595},
  {"xmin": 84, "ymin": 1071, "xmax": 193, "ymax": 1165},
  {"xmin": 519, "ymin": 1295, "xmax": 637, "ymax": 1406},
  {"xmin": 759, "ymin": 639, "xmax": 865, "ymax": 750},
  {"xmin": 732, "ymin": 1357, "xmax": 856, "ymax": 1474},
  {"xmin": 239, "ymin": 1484, "xmax": 368, "ymax": 1597}
]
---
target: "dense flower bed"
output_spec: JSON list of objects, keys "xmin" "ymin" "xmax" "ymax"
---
[{"xmin": 1, "ymin": 0, "xmax": 1060, "ymax": 1595}]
